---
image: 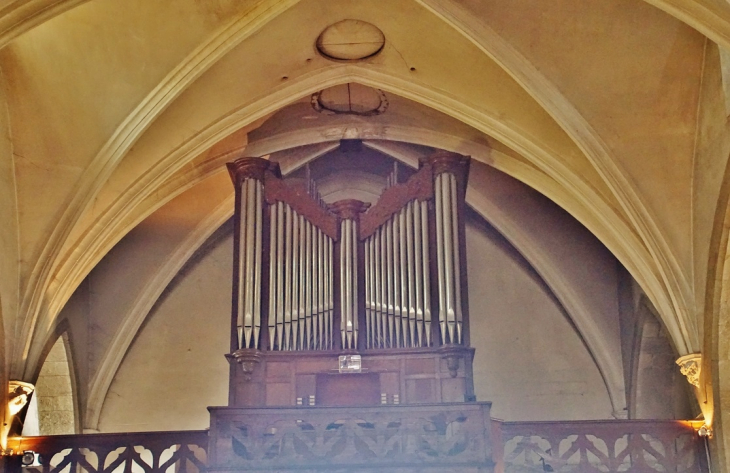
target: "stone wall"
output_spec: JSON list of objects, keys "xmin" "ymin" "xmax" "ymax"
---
[{"xmin": 36, "ymin": 335, "xmax": 75, "ymax": 435}]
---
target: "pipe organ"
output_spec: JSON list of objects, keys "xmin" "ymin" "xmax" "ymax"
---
[
  {"xmin": 223, "ymin": 151, "xmax": 474, "ymax": 408},
  {"xmin": 208, "ymin": 150, "xmax": 495, "ymax": 472}
]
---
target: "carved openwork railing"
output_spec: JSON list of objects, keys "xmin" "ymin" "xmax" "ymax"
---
[
  {"xmin": 8, "ymin": 430, "xmax": 208, "ymax": 473},
  {"xmin": 496, "ymin": 419, "xmax": 708, "ymax": 472},
  {"xmin": 226, "ymin": 151, "xmax": 470, "ymax": 353},
  {"xmin": 207, "ymin": 403, "xmax": 493, "ymax": 471},
  {"xmin": 5, "ymin": 418, "xmax": 711, "ymax": 472}
]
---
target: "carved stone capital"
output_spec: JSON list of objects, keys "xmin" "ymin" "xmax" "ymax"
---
[
  {"xmin": 8, "ymin": 381, "xmax": 34, "ymax": 416},
  {"xmin": 226, "ymin": 157, "xmax": 280, "ymax": 186},
  {"xmin": 676, "ymin": 353, "xmax": 702, "ymax": 388},
  {"xmin": 328, "ymin": 199, "xmax": 370, "ymax": 221},
  {"xmin": 226, "ymin": 349, "xmax": 263, "ymax": 382}
]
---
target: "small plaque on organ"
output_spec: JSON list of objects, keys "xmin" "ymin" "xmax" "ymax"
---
[{"xmin": 338, "ymin": 355, "xmax": 362, "ymax": 373}]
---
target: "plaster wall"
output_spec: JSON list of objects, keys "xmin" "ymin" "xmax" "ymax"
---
[
  {"xmin": 97, "ymin": 230, "xmax": 231, "ymax": 432},
  {"xmin": 632, "ymin": 308, "xmax": 694, "ymax": 419},
  {"xmin": 466, "ymin": 220, "xmax": 613, "ymax": 421}
]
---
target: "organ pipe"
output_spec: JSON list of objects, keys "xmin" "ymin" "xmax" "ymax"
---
[{"xmin": 421, "ymin": 200, "xmax": 432, "ymax": 347}]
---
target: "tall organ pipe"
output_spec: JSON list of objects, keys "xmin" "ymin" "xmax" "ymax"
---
[
  {"xmin": 268, "ymin": 203, "xmax": 277, "ymax": 349},
  {"xmin": 441, "ymin": 173, "xmax": 456, "ymax": 344},
  {"xmin": 406, "ymin": 202, "xmax": 416, "ymax": 347},
  {"xmin": 450, "ymin": 174, "xmax": 463, "ymax": 343},
  {"xmin": 253, "ymin": 181, "xmax": 263, "ymax": 349},
  {"xmin": 284, "ymin": 204, "xmax": 293, "ymax": 350},
  {"xmin": 434, "ymin": 174, "xmax": 447, "ymax": 342},
  {"xmin": 276, "ymin": 202, "xmax": 284, "ymax": 350},
  {"xmin": 365, "ymin": 237, "xmax": 372, "ymax": 348},
  {"xmin": 352, "ymin": 219, "xmax": 359, "ymax": 348},
  {"xmin": 392, "ymin": 212, "xmax": 401, "ymax": 347},
  {"xmin": 399, "ymin": 208, "xmax": 408, "ymax": 347},
  {"xmin": 375, "ymin": 227, "xmax": 383, "ymax": 348},
  {"xmin": 421, "ymin": 200, "xmax": 432, "ymax": 346}
]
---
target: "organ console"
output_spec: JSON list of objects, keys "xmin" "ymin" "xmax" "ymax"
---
[{"xmin": 208, "ymin": 148, "xmax": 495, "ymax": 471}]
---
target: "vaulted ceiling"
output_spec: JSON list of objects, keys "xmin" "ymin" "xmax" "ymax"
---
[{"xmin": 1, "ymin": 0, "xmax": 728, "ymax": 427}]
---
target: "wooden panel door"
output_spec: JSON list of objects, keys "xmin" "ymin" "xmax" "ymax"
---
[{"xmin": 315, "ymin": 373, "xmax": 381, "ymax": 406}]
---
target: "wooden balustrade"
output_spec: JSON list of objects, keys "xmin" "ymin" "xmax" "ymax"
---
[
  {"xmin": 7, "ymin": 430, "xmax": 208, "ymax": 473},
  {"xmin": 207, "ymin": 403, "xmax": 494, "ymax": 472},
  {"xmin": 495, "ymin": 419, "xmax": 709, "ymax": 473},
  {"xmin": 4, "ymin": 418, "xmax": 710, "ymax": 472}
]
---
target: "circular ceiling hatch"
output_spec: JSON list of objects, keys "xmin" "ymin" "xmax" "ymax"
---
[
  {"xmin": 316, "ymin": 19, "xmax": 385, "ymax": 61},
  {"xmin": 312, "ymin": 83, "xmax": 388, "ymax": 116}
]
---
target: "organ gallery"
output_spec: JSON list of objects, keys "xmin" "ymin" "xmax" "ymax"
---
[{"xmin": 208, "ymin": 150, "xmax": 494, "ymax": 471}]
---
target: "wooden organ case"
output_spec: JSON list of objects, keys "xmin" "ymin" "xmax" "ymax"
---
[{"xmin": 207, "ymin": 151, "xmax": 495, "ymax": 472}]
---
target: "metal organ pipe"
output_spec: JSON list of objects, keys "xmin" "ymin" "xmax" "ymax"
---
[
  {"xmin": 268, "ymin": 202, "xmax": 277, "ymax": 349},
  {"xmin": 236, "ymin": 180, "xmax": 247, "ymax": 348},
  {"xmin": 291, "ymin": 210, "xmax": 299, "ymax": 349},
  {"xmin": 253, "ymin": 182, "xmax": 263, "ymax": 348},
  {"xmin": 244, "ymin": 180, "xmax": 256, "ymax": 348},
  {"xmin": 399, "ymin": 207, "xmax": 408, "ymax": 347},
  {"xmin": 311, "ymin": 225, "xmax": 318, "ymax": 350},
  {"xmin": 374, "ymin": 227, "xmax": 383, "ymax": 348},
  {"xmin": 340, "ymin": 219, "xmax": 353, "ymax": 348},
  {"xmin": 392, "ymin": 210, "xmax": 401, "ymax": 347},
  {"xmin": 434, "ymin": 175, "xmax": 447, "ymax": 343},
  {"xmin": 351, "ymin": 219, "xmax": 356, "ymax": 347},
  {"xmin": 450, "ymin": 174, "xmax": 463, "ymax": 342},
  {"xmin": 385, "ymin": 219, "xmax": 394, "ymax": 347},
  {"xmin": 406, "ymin": 202, "xmax": 416, "ymax": 347},
  {"xmin": 413, "ymin": 201, "xmax": 424, "ymax": 347},
  {"xmin": 297, "ymin": 215, "xmax": 305, "ymax": 350},
  {"xmin": 276, "ymin": 202, "xmax": 284, "ymax": 350},
  {"xmin": 284, "ymin": 205, "xmax": 293, "ymax": 350},
  {"xmin": 442, "ymin": 173, "xmax": 456, "ymax": 344},
  {"xmin": 327, "ymin": 236, "xmax": 333, "ymax": 349},
  {"xmin": 365, "ymin": 236, "xmax": 372, "ymax": 348},
  {"xmin": 304, "ymin": 219, "xmax": 312, "ymax": 350}
]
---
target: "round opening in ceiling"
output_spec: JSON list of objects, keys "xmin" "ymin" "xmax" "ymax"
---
[
  {"xmin": 312, "ymin": 83, "xmax": 388, "ymax": 116},
  {"xmin": 316, "ymin": 19, "xmax": 385, "ymax": 61}
]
